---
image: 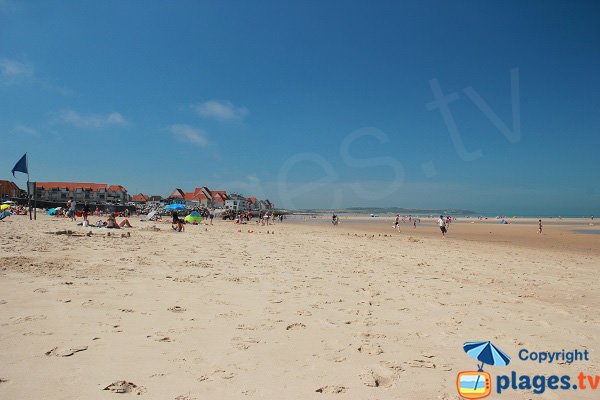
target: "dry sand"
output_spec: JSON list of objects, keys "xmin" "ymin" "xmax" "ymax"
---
[{"xmin": 0, "ymin": 214, "xmax": 599, "ymax": 399}]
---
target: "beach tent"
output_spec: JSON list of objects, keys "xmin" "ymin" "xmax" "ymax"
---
[
  {"xmin": 165, "ymin": 204, "xmax": 186, "ymax": 211},
  {"xmin": 0, "ymin": 204, "xmax": 9, "ymax": 210},
  {"xmin": 47, "ymin": 208, "xmax": 57, "ymax": 215},
  {"xmin": 184, "ymin": 211, "xmax": 202, "ymax": 224},
  {"xmin": 0, "ymin": 211, "xmax": 11, "ymax": 221}
]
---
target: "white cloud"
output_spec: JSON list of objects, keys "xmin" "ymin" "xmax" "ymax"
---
[
  {"xmin": 169, "ymin": 124, "xmax": 208, "ymax": 147},
  {"xmin": 191, "ymin": 100, "xmax": 248, "ymax": 121},
  {"xmin": 57, "ymin": 109, "xmax": 128, "ymax": 129},
  {"xmin": 0, "ymin": 58, "xmax": 33, "ymax": 83},
  {"xmin": 14, "ymin": 124, "xmax": 38, "ymax": 137}
]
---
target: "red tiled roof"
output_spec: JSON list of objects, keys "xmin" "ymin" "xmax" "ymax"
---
[
  {"xmin": 36, "ymin": 182, "xmax": 108, "ymax": 191},
  {"xmin": 168, "ymin": 188, "xmax": 185, "ymax": 199},
  {"xmin": 131, "ymin": 193, "xmax": 149, "ymax": 202},
  {"xmin": 246, "ymin": 197, "xmax": 257, "ymax": 204},
  {"xmin": 212, "ymin": 193, "xmax": 226, "ymax": 202},
  {"xmin": 108, "ymin": 185, "xmax": 127, "ymax": 192},
  {"xmin": 210, "ymin": 190, "xmax": 228, "ymax": 201},
  {"xmin": 183, "ymin": 192, "xmax": 208, "ymax": 201}
]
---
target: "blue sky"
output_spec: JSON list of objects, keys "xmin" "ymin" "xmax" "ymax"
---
[{"xmin": 1, "ymin": 0, "xmax": 599, "ymax": 215}]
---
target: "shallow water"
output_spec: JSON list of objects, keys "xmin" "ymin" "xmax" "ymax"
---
[{"xmin": 574, "ymin": 229, "xmax": 600, "ymax": 235}]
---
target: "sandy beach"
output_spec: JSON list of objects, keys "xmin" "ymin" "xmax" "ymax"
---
[{"xmin": 1, "ymin": 214, "xmax": 599, "ymax": 399}]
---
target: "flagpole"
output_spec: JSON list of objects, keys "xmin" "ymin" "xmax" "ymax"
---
[
  {"xmin": 26, "ymin": 153, "xmax": 32, "ymax": 220},
  {"xmin": 30, "ymin": 153, "xmax": 36, "ymax": 220}
]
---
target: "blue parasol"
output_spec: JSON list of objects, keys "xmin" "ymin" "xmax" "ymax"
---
[
  {"xmin": 463, "ymin": 341, "xmax": 511, "ymax": 391},
  {"xmin": 463, "ymin": 341, "xmax": 511, "ymax": 368},
  {"xmin": 164, "ymin": 204, "xmax": 186, "ymax": 211}
]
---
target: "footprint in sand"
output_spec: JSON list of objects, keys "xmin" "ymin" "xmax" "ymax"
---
[
  {"xmin": 286, "ymin": 322, "xmax": 306, "ymax": 330},
  {"xmin": 45, "ymin": 346, "xmax": 88, "ymax": 357},
  {"xmin": 359, "ymin": 332, "xmax": 386, "ymax": 339},
  {"xmin": 359, "ymin": 366, "xmax": 399, "ymax": 388},
  {"xmin": 103, "ymin": 381, "xmax": 144, "ymax": 394},
  {"xmin": 405, "ymin": 359, "xmax": 436, "ymax": 369},
  {"xmin": 11, "ymin": 315, "xmax": 47, "ymax": 325},
  {"xmin": 232, "ymin": 336, "xmax": 261, "ymax": 350},
  {"xmin": 82, "ymin": 299, "xmax": 103, "ymax": 308},
  {"xmin": 315, "ymin": 385, "xmax": 347, "ymax": 394},
  {"xmin": 358, "ymin": 343, "xmax": 383, "ymax": 355},
  {"xmin": 198, "ymin": 369, "xmax": 235, "ymax": 382},
  {"xmin": 168, "ymin": 306, "xmax": 186, "ymax": 313}
]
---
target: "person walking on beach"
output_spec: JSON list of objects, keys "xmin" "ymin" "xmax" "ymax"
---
[
  {"xmin": 438, "ymin": 215, "xmax": 447, "ymax": 237},
  {"xmin": 68, "ymin": 197, "xmax": 77, "ymax": 222},
  {"xmin": 82, "ymin": 202, "xmax": 90, "ymax": 223},
  {"xmin": 538, "ymin": 219, "xmax": 543, "ymax": 234},
  {"xmin": 394, "ymin": 214, "xmax": 400, "ymax": 231}
]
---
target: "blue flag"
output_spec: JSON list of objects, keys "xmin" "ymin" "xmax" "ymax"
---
[{"xmin": 11, "ymin": 153, "xmax": 28, "ymax": 177}]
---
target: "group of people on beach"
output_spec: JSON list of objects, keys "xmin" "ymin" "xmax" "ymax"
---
[
  {"xmin": 59, "ymin": 198, "xmax": 133, "ymax": 229},
  {"xmin": 394, "ymin": 215, "xmax": 422, "ymax": 231}
]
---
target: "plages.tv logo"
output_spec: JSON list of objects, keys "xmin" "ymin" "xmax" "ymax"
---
[{"xmin": 457, "ymin": 341, "xmax": 511, "ymax": 399}]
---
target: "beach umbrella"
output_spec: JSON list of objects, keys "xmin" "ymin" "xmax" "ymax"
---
[
  {"xmin": 0, "ymin": 204, "xmax": 9, "ymax": 210},
  {"xmin": 463, "ymin": 341, "xmax": 511, "ymax": 368},
  {"xmin": 463, "ymin": 341, "xmax": 511, "ymax": 393},
  {"xmin": 164, "ymin": 204, "xmax": 186, "ymax": 211}
]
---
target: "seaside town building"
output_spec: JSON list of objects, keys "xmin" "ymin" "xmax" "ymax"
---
[
  {"xmin": 166, "ymin": 186, "xmax": 274, "ymax": 210},
  {"xmin": 34, "ymin": 182, "xmax": 128, "ymax": 204},
  {"xmin": 225, "ymin": 193, "xmax": 249, "ymax": 211},
  {"xmin": 0, "ymin": 180, "xmax": 22, "ymax": 199},
  {"xmin": 168, "ymin": 187, "xmax": 229, "ymax": 208},
  {"xmin": 131, "ymin": 193, "xmax": 150, "ymax": 203}
]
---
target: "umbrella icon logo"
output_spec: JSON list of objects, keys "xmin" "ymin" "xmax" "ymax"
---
[{"xmin": 457, "ymin": 341, "xmax": 511, "ymax": 399}]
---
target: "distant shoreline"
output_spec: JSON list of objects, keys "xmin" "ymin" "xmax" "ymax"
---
[{"xmin": 283, "ymin": 208, "xmax": 595, "ymax": 219}]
